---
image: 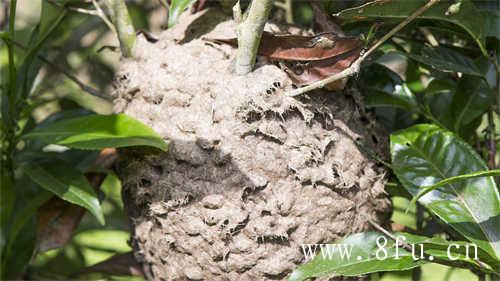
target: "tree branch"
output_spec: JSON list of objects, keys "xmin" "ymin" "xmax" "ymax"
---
[
  {"xmin": 286, "ymin": 0, "xmax": 440, "ymax": 97},
  {"xmin": 235, "ymin": 0, "xmax": 273, "ymax": 75}
]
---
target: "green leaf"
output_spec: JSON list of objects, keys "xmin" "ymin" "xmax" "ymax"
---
[
  {"xmin": 482, "ymin": 10, "xmax": 500, "ymax": 39},
  {"xmin": 451, "ymin": 75, "xmax": 494, "ymax": 134},
  {"xmin": 406, "ymin": 47, "xmax": 483, "ymax": 77},
  {"xmin": 365, "ymin": 83, "xmax": 417, "ymax": 110},
  {"xmin": 390, "ymin": 124, "xmax": 500, "ymax": 260},
  {"xmin": 0, "ymin": 31, "xmax": 8, "ymax": 40},
  {"xmin": 289, "ymin": 231, "xmax": 497, "ymax": 280},
  {"xmin": 410, "ymin": 170, "xmax": 500, "ymax": 207},
  {"xmin": 2, "ymin": 191, "xmax": 52, "ymax": 279},
  {"xmin": 399, "ymin": 232, "xmax": 497, "ymax": 269},
  {"xmin": 289, "ymin": 232, "xmax": 428, "ymax": 281},
  {"xmin": 23, "ymin": 113, "xmax": 168, "ymax": 151},
  {"xmin": 21, "ymin": 162, "xmax": 105, "ymax": 224},
  {"xmin": 425, "ymin": 78, "xmax": 456, "ymax": 96},
  {"xmin": 101, "ymin": 173, "xmax": 124, "ymax": 210},
  {"xmin": 17, "ymin": 1, "xmax": 67, "ymax": 99},
  {"xmin": 168, "ymin": 0, "xmax": 196, "ymax": 28},
  {"xmin": 336, "ymin": 0, "xmax": 489, "ymax": 55}
]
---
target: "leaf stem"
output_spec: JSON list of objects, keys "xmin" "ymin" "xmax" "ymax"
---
[
  {"xmin": 287, "ymin": 0, "xmax": 440, "ymax": 97},
  {"xmin": 235, "ymin": 0, "xmax": 273, "ymax": 75}
]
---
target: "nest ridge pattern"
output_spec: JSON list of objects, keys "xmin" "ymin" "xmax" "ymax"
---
[{"xmin": 113, "ymin": 10, "xmax": 391, "ymax": 281}]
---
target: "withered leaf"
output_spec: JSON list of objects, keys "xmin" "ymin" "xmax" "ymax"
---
[
  {"xmin": 283, "ymin": 46, "xmax": 363, "ymax": 88},
  {"xmin": 208, "ymin": 31, "xmax": 362, "ymax": 61}
]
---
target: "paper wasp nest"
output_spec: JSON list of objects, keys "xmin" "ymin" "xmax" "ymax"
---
[{"xmin": 113, "ymin": 10, "xmax": 391, "ymax": 281}]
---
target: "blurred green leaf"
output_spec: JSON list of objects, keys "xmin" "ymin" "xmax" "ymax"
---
[
  {"xmin": 0, "ymin": 175, "xmax": 15, "ymax": 246},
  {"xmin": 424, "ymin": 78, "xmax": 456, "ymax": 96},
  {"xmin": 291, "ymin": 229, "xmax": 494, "ymax": 280},
  {"xmin": 23, "ymin": 114, "xmax": 169, "ymax": 151},
  {"xmin": 168, "ymin": 0, "xmax": 196, "ymax": 28},
  {"xmin": 406, "ymin": 47, "xmax": 482, "ymax": 77},
  {"xmin": 391, "ymin": 124, "xmax": 500, "ymax": 260},
  {"xmin": 2, "ymin": 191, "xmax": 52, "ymax": 280},
  {"xmin": 74, "ymin": 229, "xmax": 131, "ymax": 253},
  {"xmin": 17, "ymin": 0, "xmax": 67, "ymax": 99},
  {"xmin": 76, "ymin": 252, "xmax": 143, "ymax": 278},
  {"xmin": 289, "ymin": 232, "xmax": 428, "ymax": 281},
  {"xmin": 450, "ymin": 75, "xmax": 495, "ymax": 134},
  {"xmin": 393, "ymin": 232, "xmax": 497, "ymax": 271},
  {"xmin": 101, "ymin": 173, "xmax": 123, "ymax": 210},
  {"xmin": 21, "ymin": 162, "xmax": 105, "ymax": 225},
  {"xmin": 365, "ymin": 83, "xmax": 417, "ymax": 110},
  {"xmin": 336, "ymin": 0, "xmax": 490, "ymax": 55},
  {"xmin": 482, "ymin": 10, "xmax": 499, "ymax": 38}
]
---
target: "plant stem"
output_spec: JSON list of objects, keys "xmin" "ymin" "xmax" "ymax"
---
[
  {"xmin": 487, "ymin": 110, "xmax": 496, "ymax": 170},
  {"xmin": 412, "ymin": 204, "xmax": 424, "ymax": 281},
  {"xmin": 1, "ymin": 0, "xmax": 17, "ymax": 185},
  {"xmin": 235, "ymin": 0, "xmax": 273, "ymax": 75},
  {"xmin": 6, "ymin": 0, "xmax": 16, "ymax": 102},
  {"xmin": 274, "ymin": 0, "xmax": 293, "ymax": 24},
  {"xmin": 287, "ymin": 0, "xmax": 439, "ymax": 97},
  {"xmin": 103, "ymin": 0, "xmax": 135, "ymax": 58}
]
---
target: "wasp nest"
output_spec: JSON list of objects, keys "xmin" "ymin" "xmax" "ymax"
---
[{"xmin": 113, "ymin": 9, "xmax": 391, "ymax": 281}]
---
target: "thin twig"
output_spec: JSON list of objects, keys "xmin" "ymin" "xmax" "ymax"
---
[
  {"xmin": 91, "ymin": 0, "xmax": 117, "ymax": 36},
  {"xmin": 11, "ymin": 40, "xmax": 111, "ymax": 100},
  {"xmin": 47, "ymin": 0, "xmax": 117, "ymax": 37},
  {"xmin": 286, "ymin": 0, "xmax": 440, "ymax": 97}
]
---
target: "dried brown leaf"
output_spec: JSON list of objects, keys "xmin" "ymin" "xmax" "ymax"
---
[
  {"xmin": 208, "ymin": 31, "xmax": 362, "ymax": 61},
  {"xmin": 283, "ymin": 46, "xmax": 363, "ymax": 87}
]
